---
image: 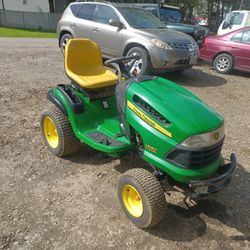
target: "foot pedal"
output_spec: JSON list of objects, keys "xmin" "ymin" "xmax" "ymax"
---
[{"xmin": 87, "ymin": 132, "xmax": 126, "ymax": 147}]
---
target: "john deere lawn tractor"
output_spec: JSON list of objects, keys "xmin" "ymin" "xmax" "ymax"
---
[{"xmin": 40, "ymin": 39, "xmax": 236, "ymax": 228}]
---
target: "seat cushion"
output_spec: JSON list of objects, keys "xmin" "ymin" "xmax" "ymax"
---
[{"xmin": 67, "ymin": 66, "xmax": 118, "ymax": 89}]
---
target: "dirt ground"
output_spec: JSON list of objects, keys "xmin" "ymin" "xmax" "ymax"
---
[{"xmin": 0, "ymin": 38, "xmax": 249, "ymax": 250}]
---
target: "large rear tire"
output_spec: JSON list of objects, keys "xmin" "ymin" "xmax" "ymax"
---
[
  {"xmin": 40, "ymin": 106, "xmax": 80, "ymax": 157},
  {"xmin": 118, "ymin": 168, "xmax": 166, "ymax": 228}
]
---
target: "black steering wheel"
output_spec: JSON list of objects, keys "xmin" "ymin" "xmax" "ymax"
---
[{"xmin": 105, "ymin": 55, "xmax": 141, "ymax": 81}]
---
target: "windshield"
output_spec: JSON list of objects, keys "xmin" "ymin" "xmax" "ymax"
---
[
  {"xmin": 118, "ymin": 7, "xmax": 166, "ymax": 29},
  {"xmin": 160, "ymin": 7, "xmax": 182, "ymax": 22},
  {"xmin": 226, "ymin": 12, "xmax": 245, "ymax": 25},
  {"xmin": 143, "ymin": 6, "xmax": 158, "ymax": 17}
]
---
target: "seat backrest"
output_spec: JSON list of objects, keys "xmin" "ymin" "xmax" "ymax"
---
[{"xmin": 65, "ymin": 39, "xmax": 105, "ymax": 76}]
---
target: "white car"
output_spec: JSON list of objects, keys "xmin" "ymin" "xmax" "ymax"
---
[{"xmin": 218, "ymin": 10, "xmax": 250, "ymax": 35}]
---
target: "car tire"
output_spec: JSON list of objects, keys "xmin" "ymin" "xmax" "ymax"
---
[
  {"xmin": 213, "ymin": 53, "xmax": 234, "ymax": 74},
  {"xmin": 126, "ymin": 47, "xmax": 151, "ymax": 77},
  {"xmin": 118, "ymin": 168, "xmax": 166, "ymax": 228},
  {"xmin": 60, "ymin": 33, "xmax": 72, "ymax": 55},
  {"xmin": 40, "ymin": 106, "xmax": 80, "ymax": 157}
]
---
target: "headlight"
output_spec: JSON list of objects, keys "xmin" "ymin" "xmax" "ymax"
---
[
  {"xmin": 151, "ymin": 39, "xmax": 173, "ymax": 50},
  {"xmin": 181, "ymin": 125, "xmax": 224, "ymax": 148}
]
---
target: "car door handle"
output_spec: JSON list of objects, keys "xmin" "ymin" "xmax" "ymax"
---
[
  {"xmin": 71, "ymin": 23, "xmax": 77, "ymax": 28},
  {"xmin": 92, "ymin": 27, "xmax": 99, "ymax": 32}
]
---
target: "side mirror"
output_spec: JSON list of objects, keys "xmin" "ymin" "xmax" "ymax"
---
[
  {"xmin": 222, "ymin": 21, "xmax": 231, "ymax": 29},
  {"xmin": 109, "ymin": 19, "xmax": 123, "ymax": 29}
]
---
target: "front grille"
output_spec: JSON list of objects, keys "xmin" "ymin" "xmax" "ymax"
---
[
  {"xmin": 169, "ymin": 42, "xmax": 199, "ymax": 51},
  {"xmin": 165, "ymin": 140, "xmax": 224, "ymax": 169},
  {"xmin": 175, "ymin": 59, "xmax": 190, "ymax": 65}
]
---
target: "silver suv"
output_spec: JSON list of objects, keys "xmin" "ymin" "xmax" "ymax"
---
[{"xmin": 57, "ymin": 1, "xmax": 199, "ymax": 75}]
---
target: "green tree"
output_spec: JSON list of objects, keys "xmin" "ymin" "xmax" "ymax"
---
[{"xmin": 165, "ymin": 0, "xmax": 200, "ymax": 20}]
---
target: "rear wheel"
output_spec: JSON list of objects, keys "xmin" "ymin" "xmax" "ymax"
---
[
  {"xmin": 60, "ymin": 33, "xmax": 72, "ymax": 54},
  {"xmin": 126, "ymin": 47, "xmax": 151, "ymax": 77},
  {"xmin": 40, "ymin": 106, "xmax": 80, "ymax": 156},
  {"xmin": 118, "ymin": 168, "xmax": 166, "ymax": 228},
  {"xmin": 213, "ymin": 53, "xmax": 234, "ymax": 74}
]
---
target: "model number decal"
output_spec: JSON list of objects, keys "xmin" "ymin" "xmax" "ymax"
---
[
  {"xmin": 146, "ymin": 144, "xmax": 157, "ymax": 153},
  {"xmin": 127, "ymin": 100, "xmax": 172, "ymax": 138}
]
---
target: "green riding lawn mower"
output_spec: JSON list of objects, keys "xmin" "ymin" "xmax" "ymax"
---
[{"xmin": 40, "ymin": 39, "xmax": 236, "ymax": 228}]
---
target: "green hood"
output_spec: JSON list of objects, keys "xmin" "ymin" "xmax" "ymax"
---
[{"xmin": 127, "ymin": 77, "xmax": 223, "ymax": 142}]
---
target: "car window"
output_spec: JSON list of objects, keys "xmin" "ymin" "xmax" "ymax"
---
[
  {"xmin": 242, "ymin": 30, "xmax": 250, "ymax": 44},
  {"xmin": 76, "ymin": 4, "xmax": 96, "ymax": 21},
  {"xmin": 160, "ymin": 8, "xmax": 182, "ymax": 22},
  {"xmin": 93, "ymin": 5, "xmax": 119, "ymax": 24},
  {"xmin": 231, "ymin": 31, "xmax": 243, "ymax": 42},
  {"xmin": 226, "ymin": 12, "xmax": 245, "ymax": 25},
  {"xmin": 70, "ymin": 4, "xmax": 82, "ymax": 17},
  {"xmin": 118, "ymin": 7, "xmax": 166, "ymax": 29}
]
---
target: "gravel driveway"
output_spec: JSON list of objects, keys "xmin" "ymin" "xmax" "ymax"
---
[{"xmin": 0, "ymin": 38, "xmax": 249, "ymax": 250}]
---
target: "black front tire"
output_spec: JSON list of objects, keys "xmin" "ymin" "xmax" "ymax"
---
[
  {"xmin": 126, "ymin": 47, "xmax": 151, "ymax": 77},
  {"xmin": 213, "ymin": 53, "xmax": 234, "ymax": 74},
  {"xmin": 60, "ymin": 33, "xmax": 72, "ymax": 55},
  {"xmin": 40, "ymin": 106, "xmax": 80, "ymax": 157},
  {"xmin": 118, "ymin": 168, "xmax": 166, "ymax": 228}
]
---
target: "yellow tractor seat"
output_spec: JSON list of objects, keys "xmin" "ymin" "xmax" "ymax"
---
[{"xmin": 65, "ymin": 39, "xmax": 118, "ymax": 89}]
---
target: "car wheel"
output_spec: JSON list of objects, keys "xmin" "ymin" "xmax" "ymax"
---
[
  {"xmin": 126, "ymin": 47, "xmax": 151, "ymax": 77},
  {"xmin": 40, "ymin": 106, "xmax": 80, "ymax": 157},
  {"xmin": 213, "ymin": 53, "xmax": 234, "ymax": 74},
  {"xmin": 118, "ymin": 168, "xmax": 166, "ymax": 228},
  {"xmin": 60, "ymin": 33, "xmax": 72, "ymax": 55}
]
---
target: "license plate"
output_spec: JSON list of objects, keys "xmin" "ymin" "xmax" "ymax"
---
[{"xmin": 195, "ymin": 186, "xmax": 208, "ymax": 194}]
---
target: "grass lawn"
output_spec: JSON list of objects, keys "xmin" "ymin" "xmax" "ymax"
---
[{"xmin": 0, "ymin": 27, "xmax": 56, "ymax": 38}]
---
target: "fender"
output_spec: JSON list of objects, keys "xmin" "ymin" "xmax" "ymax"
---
[
  {"xmin": 58, "ymin": 27, "xmax": 76, "ymax": 46},
  {"xmin": 123, "ymin": 37, "xmax": 152, "ymax": 55},
  {"xmin": 47, "ymin": 90, "xmax": 67, "ymax": 116},
  {"xmin": 47, "ymin": 84, "xmax": 85, "ymax": 117},
  {"xmin": 55, "ymin": 84, "xmax": 84, "ymax": 114}
]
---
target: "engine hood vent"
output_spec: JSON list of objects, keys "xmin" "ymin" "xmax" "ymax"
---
[{"xmin": 133, "ymin": 95, "xmax": 171, "ymax": 126}]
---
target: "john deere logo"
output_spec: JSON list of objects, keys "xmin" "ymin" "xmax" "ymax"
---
[
  {"xmin": 213, "ymin": 132, "xmax": 220, "ymax": 140},
  {"xmin": 127, "ymin": 101, "xmax": 172, "ymax": 138}
]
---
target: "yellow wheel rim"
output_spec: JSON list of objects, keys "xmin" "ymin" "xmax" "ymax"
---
[
  {"xmin": 122, "ymin": 184, "xmax": 143, "ymax": 218},
  {"xmin": 43, "ymin": 116, "xmax": 59, "ymax": 148}
]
